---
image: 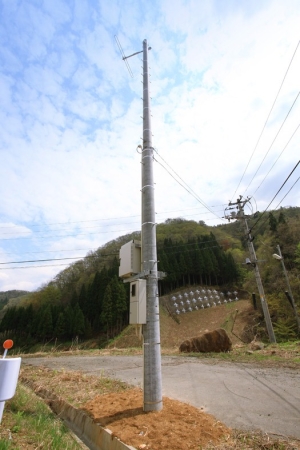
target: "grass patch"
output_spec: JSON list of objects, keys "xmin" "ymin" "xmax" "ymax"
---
[
  {"xmin": 19, "ymin": 339, "xmax": 300, "ymax": 367},
  {"xmin": 175, "ymin": 341, "xmax": 300, "ymax": 368},
  {"xmin": 0, "ymin": 384, "xmax": 82, "ymax": 449},
  {"xmin": 20, "ymin": 365, "xmax": 131, "ymax": 408}
]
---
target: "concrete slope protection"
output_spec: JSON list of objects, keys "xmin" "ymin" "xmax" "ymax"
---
[{"xmin": 23, "ymin": 355, "xmax": 300, "ymax": 440}]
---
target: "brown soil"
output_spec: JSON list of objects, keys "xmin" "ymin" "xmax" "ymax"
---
[
  {"xmin": 83, "ymin": 389, "xmax": 230, "ymax": 450},
  {"xmin": 19, "ymin": 366, "xmax": 231, "ymax": 449}
]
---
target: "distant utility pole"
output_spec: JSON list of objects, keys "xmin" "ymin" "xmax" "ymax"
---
[
  {"xmin": 141, "ymin": 39, "xmax": 163, "ymax": 412},
  {"xmin": 226, "ymin": 196, "xmax": 276, "ymax": 343}
]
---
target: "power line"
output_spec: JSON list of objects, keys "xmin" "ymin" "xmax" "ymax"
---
[
  {"xmin": 0, "ymin": 263, "xmax": 73, "ymax": 270},
  {"xmin": 153, "ymin": 150, "xmax": 224, "ymax": 221},
  {"xmin": 249, "ymin": 160, "xmax": 300, "ymax": 234},
  {"xmin": 0, "ymin": 227, "xmax": 139, "ymax": 241},
  {"xmin": 0, "ymin": 252, "xmax": 119, "ymax": 266},
  {"xmin": 231, "ymin": 39, "xmax": 300, "ymax": 200},
  {"xmin": 271, "ymin": 175, "xmax": 300, "ymax": 212},
  {"xmin": 0, "ymin": 257, "xmax": 85, "ymax": 265},
  {"xmin": 244, "ymin": 90, "xmax": 300, "ymax": 195},
  {"xmin": 0, "ymin": 210, "xmax": 224, "ymax": 236},
  {"xmin": 0, "ymin": 221, "xmax": 141, "ymax": 236},
  {"xmin": 0, "ymin": 205, "xmax": 226, "ymax": 232},
  {"xmin": 0, "ymin": 214, "xmax": 141, "ymax": 229},
  {"xmin": 0, "ymin": 211, "xmax": 225, "ymax": 242},
  {"xmin": 252, "ymin": 122, "xmax": 300, "ymax": 195},
  {"xmin": 2, "ymin": 248, "xmax": 97, "ymax": 255}
]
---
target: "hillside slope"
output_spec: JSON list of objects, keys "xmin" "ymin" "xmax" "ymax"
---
[{"xmin": 110, "ymin": 298, "xmax": 256, "ymax": 350}]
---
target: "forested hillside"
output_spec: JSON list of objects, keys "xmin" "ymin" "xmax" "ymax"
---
[
  {"xmin": 0, "ymin": 290, "xmax": 30, "ymax": 312},
  {"xmin": 1, "ymin": 206, "xmax": 299, "ymax": 348}
]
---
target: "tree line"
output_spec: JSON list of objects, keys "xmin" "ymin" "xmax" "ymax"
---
[
  {"xmin": 158, "ymin": 233, "xmax": 240, "ymax": 294},
  {"xmin": 0, "ymin": 231, "xmax": 241, "ymax": 347},
  {"xmin": 0, "ymin": 262, "xmax": 128, "ymax": 347}
]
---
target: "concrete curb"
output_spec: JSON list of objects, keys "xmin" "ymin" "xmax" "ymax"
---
[{"xmin": 22, "ymin": 379, "xmax": 136, "ymax": 450}]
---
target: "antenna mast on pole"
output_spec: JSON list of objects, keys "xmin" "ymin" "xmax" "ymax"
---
[{"xmin": 141, "ymin": 39, "xmax": 163, "ymax": 412}]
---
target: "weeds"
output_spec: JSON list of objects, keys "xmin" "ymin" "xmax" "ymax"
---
[{"xmin": 0, "ymin": 384, "xmax": 82, "ymax": 449}]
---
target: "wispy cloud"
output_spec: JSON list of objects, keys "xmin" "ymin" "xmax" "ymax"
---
[{"xmin": 0, "ymin": 0, "xmax": 299, "ymax": 291}]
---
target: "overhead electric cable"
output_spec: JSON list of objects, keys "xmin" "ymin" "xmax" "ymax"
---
[
  {"xmin": 0, "ymin": 252, "xmax": 119, "ymax": 265},
  {"xmin": 0, "ymin": 221, "xmax": 141, "ymax": 236},
  {"xmin": 0, "ymin": 214, "xmax": 223, "ymax": 243},
  {"xmin": 255, "ymin": 174, "xmax": 300, "ymax": 236},
  {"xmin": 253, "ymin": 122, "xmax": 300, "ymax": 195},
  {"xmin": 273, "ymin": 175, "xmax": 300, "ymax": 210},
  {"xmin": 0, "ymin": 210, "xmax": 224, "ymax": 239},
  {"xmin": 0, "ymin": 214, "xmax": 141, "ymax": 229},
  {"xmin": 0, "ymin": 264, "xmax": 73, "ymax": 270},
  {"xmin": 0, "ymin": 257, "xmax": 85, "ymax": 265},
  {"xmin": 231, "ymin": 39, "xmax": 300, "ymax": 200},
  {"xmin": 1, "ymin": 240, "xmax": 226, "ymax": 267},
  {"xmin": 249, "ymin": 160, "xmax": 300, "ymax": 233},
  {"xmin": 3, "ymin": 248, "xmax": 97, "ymax": 255},
  {"xmin": 0, "ymin": 228, "xmax": 139, "ymax": 241},
  {"xmin": 244, "ymin": 90, "xmax": 300, "ymax": 194},
  {"xmin": 153, "ymin": 150, "xmax": 224, "ymax": 221},
  {"xmin": 0, "ymin": 205, "xmax": 225, "ymax": 232}
]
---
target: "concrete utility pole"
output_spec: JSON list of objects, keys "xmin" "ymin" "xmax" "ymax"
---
[
  {"xmin": 227, "ymin": 197, "xmax": 276, "ymax": 343},
  {"xmin": 116, "ymin": 37, "xmax": 163, "ymax": 411},
  {"xmin": 273, "ymin": 245, "xmax": 300, "ymax": 333},
  {"xmin": 141, "ymin": 39, "xmax": 163, "ymax": 412}
]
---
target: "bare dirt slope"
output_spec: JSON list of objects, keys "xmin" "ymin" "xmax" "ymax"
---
[{"xmin": 111, "ymin": 299, "xmax": 255, "ymax": 350}]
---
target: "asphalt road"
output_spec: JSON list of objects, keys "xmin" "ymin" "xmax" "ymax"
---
[{"xmin": 23, "ymin": 355, "xmax": 300, "ymax": 439}]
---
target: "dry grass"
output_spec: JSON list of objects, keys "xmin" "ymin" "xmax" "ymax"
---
[
  {"xmin": 20, "ymin": 365, "xmax": 130, "ymax": 407},
  {"xmin": 19, "ymin": 365, "xmax": 300, "ymax": 450}
]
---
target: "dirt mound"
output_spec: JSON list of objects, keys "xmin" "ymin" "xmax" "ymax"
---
[
  {"xmin": 179, "ymin": 328, "xmax": 232, "ymax": 353},
  {"xmin": 83, "ymin": 388, "xmax": 230, "ymax": 450}
]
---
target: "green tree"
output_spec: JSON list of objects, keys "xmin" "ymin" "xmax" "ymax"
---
[
  {"xmin": 112, "ymin": 277, "xmax": 128, "ymax": 334},
  {"xmin": 295, "ymin": 242, "xmax": 300, "ymax": 268},
  {"xmin": 84, "ymin": 318, "xmax": 93, "ymax": 339},
  {"xmin": 64, "ymin": 305, "xmax": 75, "ymax": 338},
  {"xmin": 54, "ymin": 312, "xmax": 66, "ymax": 338},
  {"xmin": 108, "ymin": 256, "xmax": 119, "ymax": 278},
  {"xmin": 78, "ymin": 283, "xmax": 87, "ymax": 315},
  {"xmin": 179, "ymin": 253, "xmax": 188, "ymax": 285},
  {"xmin": 101, "ymin": 284, "xmax": 113, "ymax": 339},
  {"xmin": 269, "ymin": 212, "xmax": 277, "ymax": 232},
  {"xmin": 278, "ymin": 211, "xmax": 286, "ymax": 225},
  {"xmin": 91, "ymin": 267, "xmax": 110, "ymax": 331},
  {"xmin": 37, "ymin": 305, "xmax": 53, "ymax": 340},
  {"xmin": 72, "ymin": 303, "xmax": 85, "ymax": 337}
]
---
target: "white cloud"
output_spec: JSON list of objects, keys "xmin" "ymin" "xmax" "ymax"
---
[{"xmin": 0, "ymin": 0, "xmax": 300, "ymax": 291}]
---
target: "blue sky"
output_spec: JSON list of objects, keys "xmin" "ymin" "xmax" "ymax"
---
[{"xmin": 0, "ymin": 0, "xmax": 300, "ymax": 291}]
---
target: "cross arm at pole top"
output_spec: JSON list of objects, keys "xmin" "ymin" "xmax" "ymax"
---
[{"xmin": 123, "ymin": 50, "xmax": 143, "ymax": 60}]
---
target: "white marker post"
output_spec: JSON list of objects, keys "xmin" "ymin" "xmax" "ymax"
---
[{"xmin": 0, "ymin": 340, "xmax": 21, "ymax": 423}]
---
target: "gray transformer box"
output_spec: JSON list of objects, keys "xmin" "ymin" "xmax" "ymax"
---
[
  {"xmin": 129, "ymin": 279, "xmax": 146, "ymax": 324},
  {"xmin": 119, "ymin": 240, "xmax": 141, "ymax": 278}
]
